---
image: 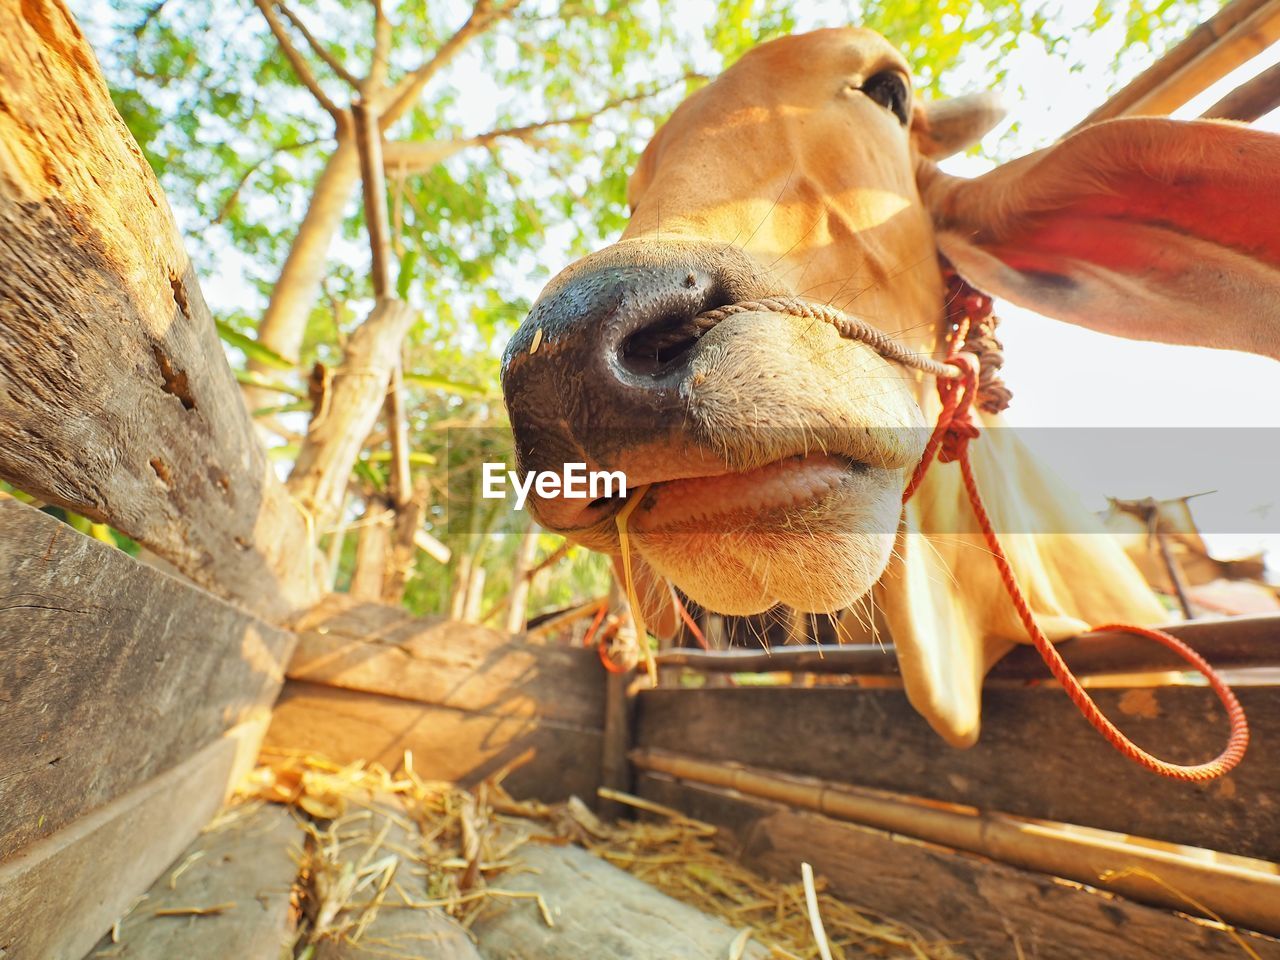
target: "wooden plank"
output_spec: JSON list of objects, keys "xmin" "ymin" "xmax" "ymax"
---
[
  {"xmin": 286, "ymin": 595, "xmax": 605, "ymax": 727},
  {"xmin": 656, "ymin": 613, "xmax": 1280, "ymax": 678},
  {"xmin": 89, "ymin": 803, "xmax": 304, "ymax": 960},
  {"xmin": 0, "ymin": 499, "xmax": 295, "ymax": 858},
  {"xmin": 632, "ymin": 748, "xmax": 1280, "ymax": 937},
  {"xmin": 0, "ymin": 0, "xmax": 318, "ymax": 620},
  {"xmin": 311, "ymin": 798, "xmax": 482, "ymax": 960},
  {"xmin": 597, "ymin": 671, "xmax": 634, "ymax": 820},
  {"xmin": 264, "ymin": 681, "xmax": 604, "ymax": 803},
  {"xmin": 635, "ymin": 683, "xmax": 1280, "ymax": 861},
  {"xmin": 469, "ymin": 838, "xmax": 768, "ymax": 960},
  {"xmin": 1075, "ymin": 0, "xmax": 1279, "ymax": 129},
  {"xmin": 639, "ymin": 775, "xmax": 1280, "ymax": 960},
  {"xmin": 0, "ymin": 722, "xmax": 264, "ymax": 960}
]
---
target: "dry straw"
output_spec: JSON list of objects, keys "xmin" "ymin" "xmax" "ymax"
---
[{"xmin": 244, "ymin": 749, "xmax": 965, "ymax": 959}]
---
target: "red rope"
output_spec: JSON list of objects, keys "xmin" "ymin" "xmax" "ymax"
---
[
  {"xmin": 903, "ymin": 357, "xmax": 1249, "ymax": 781},
  {"xmin": 584, "ymin": 602, "xmax": 629, "ymax": 674}
]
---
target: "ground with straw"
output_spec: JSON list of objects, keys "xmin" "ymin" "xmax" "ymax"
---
[{"xmin": 244, "ymin": 749, "xmax": 965, "ymax": 959}]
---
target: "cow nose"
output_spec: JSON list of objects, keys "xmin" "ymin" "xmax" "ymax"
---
[
  {"xmin": 501, "ymin": 242, "xmax": 784, "ymax": 475},
  {"xmin": 505, "ymin": 260, "xmax": 724, "ymax": 423}
]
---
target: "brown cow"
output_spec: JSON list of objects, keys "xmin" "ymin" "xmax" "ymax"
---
[{"xmin": 501, "ymin": 28, "xmax": 1280, "ymax": 745}]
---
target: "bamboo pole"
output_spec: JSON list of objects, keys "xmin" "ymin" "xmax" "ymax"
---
[
  {"xmin": 524, "ymin": 597, "xmax": 609, "ymax": 640},
  {"xmin": 414, "ymin": 528, "xmax": 452, "ymax": 564},
  {"xmin": 479, "ymin": 536, "xmax": 568, "ymax": 625},
  {"xmin": 1073, "ymin": 0, "xmax": 1280, "ymax": 131},
  {"xmin": 631, "ymin": 749, "xmax": 1280, "ymax": 938},
  {"xmin": 463, "ymin": 566, "xmax": 486, "ymax": 623},
  {"xmin": 1201, "ymin": 58, "xmax": 1280, "ymax": 119},
  {"xmin": 653, "ymin": 613, "xmax": 1280, "ymax": 678}
]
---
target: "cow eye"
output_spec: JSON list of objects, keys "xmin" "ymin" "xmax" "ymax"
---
[{"xmin": 861, "ymin": 71, "xmax": 910, "ymax": 125}]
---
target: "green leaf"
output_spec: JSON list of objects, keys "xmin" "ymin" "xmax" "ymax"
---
[
  {"xmin": 353, "ymin": 458, "xmax": 386, "ymax": 490},
  {"xmin": 365, "ymin": 450, "xmax": 437, "ymax": 466},
  {"xmin": 234, "ymin": 370, "xmax": 307, "ymax": 398},
  {"xmin": 266, "ymin": 443, "xmax": 301, "ymax": 461},
  {"xmin": 216, "ymin": 320, "xmax": 295, "ymax": 371},
  {"xmin": 252, "ymin": 401, "xmax": 311, "ymax": 417},
  {"xmin": 396, "ymin": 249, "xmax": 419, "ymax": 301},
  {"xmin": 403, "ymin": 372, "xmax": 492, "ymax": 397}
]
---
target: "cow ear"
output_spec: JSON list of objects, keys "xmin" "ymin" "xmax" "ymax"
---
[
  {"xmin": 920, "ymin": 117, "xmax": 1280, "ymax": 359},
  {"xmin": 912, "ymin": 91, "xmax": 1006, "ymax": 159}
]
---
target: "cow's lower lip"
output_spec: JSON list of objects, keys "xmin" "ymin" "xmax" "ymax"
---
[{"xmin": 629, "ymin": 453, "xmax": 856, "ymax": 532}]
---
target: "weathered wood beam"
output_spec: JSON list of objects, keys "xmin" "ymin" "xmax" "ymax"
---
[
  {"xmin": 282, "ymin": 594, "xmax": 606, "ymax": 726},
  {"xmin": 0, "ymin": 721, "xmax": 266, "ymax": 960},
  {"xmin": 635, "ymin": 682, "xmax": 1280, "ymax": 861},
  {"xmin": 0, "ymin": 499, "xmax": 294, "ymax": 858},
  {"xmin": 639, "ymin": 776, "xmax": 1280, "ymax": 960},
  {"xmin": 654, "ymin": 613, "xmax": 1280, "ymax": 678},
  {"xmin": 264, "ymin": 681, "xmax": 604, "ymax": 803},
  {"xmin": 0, "ymin": 0, "xmax": 320, "ymax": 620},
  {"xmin": 89, "ymin": 803, "xmax": 306, "ymax": 959},
  {"xmin": 1075, "ymin": 0, "xmax": 1280, "ymax": 129},
  {"xmin": 469, "ymin": 836, "xmax": 768, "ymax": 959},
  {"xmin": 1202, "ymin": 58, "xmax": 1280, "ymax": 120}
]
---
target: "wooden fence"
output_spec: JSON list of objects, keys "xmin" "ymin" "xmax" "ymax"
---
[{"xmin": 0, "ymin": 3, "xmax": 319, "ymax": 956}]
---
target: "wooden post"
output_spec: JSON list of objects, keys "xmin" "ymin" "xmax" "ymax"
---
[
  {"xmin": 505, "ymin": 522, "xmax": 541, "ymax": 634},
  {"xmin": 0, "ymin": 0, "xmax": 321, "ymax": 620},
  {"xmin": 598, "ymin": 577, "xmax": 637, "ymax": 818},
  {"xmin": 463, "ymin": 566, "xmax": 487, "ymax": 622},
  {"xmin": 352, "ymin": 98, "xmax": 418, "ymax": 607},
  {"xmin": 349, "ymin": 495, "xmax": 394, "ymax": 600}
]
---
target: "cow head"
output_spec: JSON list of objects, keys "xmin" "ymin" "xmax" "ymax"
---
[{"xmin": 501, "ymin": 28, "xmax": 1280, "ymax": 744}]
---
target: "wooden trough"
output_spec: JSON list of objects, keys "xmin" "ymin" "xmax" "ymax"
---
[{"xmin": 2, "ymin": 1, "xmax": 1279, "ymax": 958}]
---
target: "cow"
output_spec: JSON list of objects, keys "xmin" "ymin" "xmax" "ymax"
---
[{"xmin": 500, "ymin": 27, "xmax": 1280, "ymax": 747}]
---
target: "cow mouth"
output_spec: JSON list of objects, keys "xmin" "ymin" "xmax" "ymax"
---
[
  {"xmin": 628, "ymin": 453, "xmax": 862, "ymax": 533},
  {"xmin": 611, "ymin": 449, "xmax": 902, "ymax": 615}
]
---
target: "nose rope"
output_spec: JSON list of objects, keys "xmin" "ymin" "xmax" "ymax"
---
[
  {"xmin": 701, "ymin": 270, "xmax": 1249, "ymax": 782},
  {"xmin": 695, "ymin": 297, "xmax": 960, "ymax": 380},
  {"xmin": 692, "ymin": 267, "xmax": 1014, "ymax": 414}
]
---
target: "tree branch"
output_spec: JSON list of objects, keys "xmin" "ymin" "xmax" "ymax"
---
[
  {"xmin": 253, "ymin": 0, "xmax": 344, "ymax": 117},
  {"xmin": 369, "ymin": 0, "xmax": 392, "ymax": 91},
  {"xmin": 381, "ymin": 73, "xmax": 702, "ymax": 173},
  {"xmin": 379, "ymin": 0, "xmax": 517, "ymax": 128},
  {"xmin": 131, "ymin": 0, "xmax": 170, "ymax": 38},
  {"xmin": 211, "ymin": 137, "xmax": 320, "ymax": 226},
  {"xmin": 275, "ymin": 0, "xmax": 361, "ymax": 89}
]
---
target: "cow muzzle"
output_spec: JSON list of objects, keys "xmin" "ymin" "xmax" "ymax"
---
[{"xmin": 501, "ymin": 238, "xmax": 929, "ymax": 614}]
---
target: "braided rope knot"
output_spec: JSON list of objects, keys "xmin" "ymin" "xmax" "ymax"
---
[{"xmin": 936, "ymin": 354, "xmax": 981, "ymax": 464}]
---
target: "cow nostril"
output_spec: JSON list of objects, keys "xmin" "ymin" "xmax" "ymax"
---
[
  {"xmin": 618, "ymin": 283, "xmax": 736, "ymax": 377},
  {"xmin": 619, "ymin": 312, "xmax": 705, "ymax": 375}
]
